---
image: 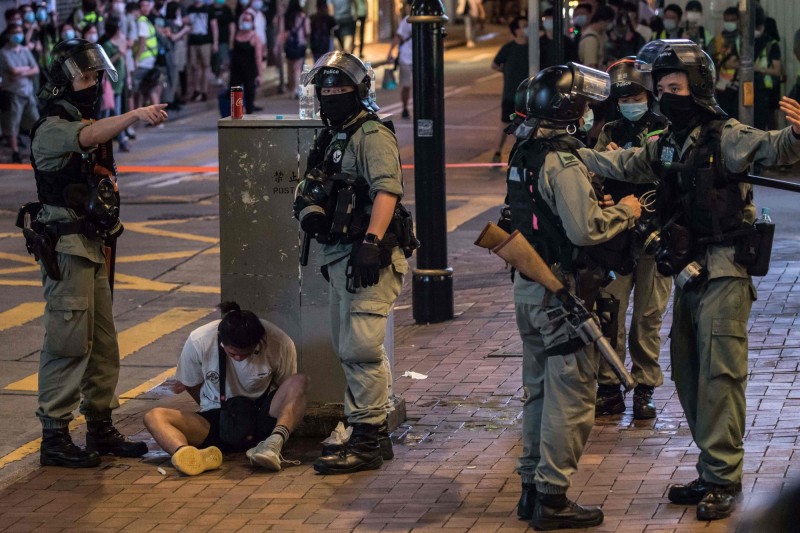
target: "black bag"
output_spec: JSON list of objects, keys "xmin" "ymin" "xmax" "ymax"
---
[
  {"xmin": 140, "ymin": 67, "xmax": 162, "ymax": 93},
  {"xmin": 284, "ymin": 15, "xmax": 307, "ymax": 60},
  {"xmin": 217, "ymin": 340, "xmax": 259, "ymax": 449}
]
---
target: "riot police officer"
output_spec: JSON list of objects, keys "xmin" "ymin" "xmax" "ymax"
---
[
  {"xmin": 593, "ymin": 58, "xmax": 672, "ymax": 419},
  {"xmin": 507, "ymin": 63, "xmax": 641, "ymax": 529},
  {"xmin": 295, "ymin": 51, "xmax": 410, "ymax": 475},
  {"xmin": 578, "ymin": 39, "xmax": 800, "ymax": 520},
  {"xmin": 28, "ymin": 39, "xmax": 167, "ymax": 468}
]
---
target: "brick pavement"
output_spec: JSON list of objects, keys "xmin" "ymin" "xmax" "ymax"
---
[{"xmin": 1, "ymin": 249, "xmax": 799, "ymax": 532}]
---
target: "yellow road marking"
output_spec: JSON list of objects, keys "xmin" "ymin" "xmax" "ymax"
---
[
  {"xmin": 124, "ymin": 221, "xmax": 219, "ymax": 244},
  {"xmin": 446, "ymin": 195, "xmax": 505, "ymax": 232},
  {"xmin": 0, "ymin": 277, "xmax": 220, "ymax": 293},
  {"xmin": 5, "ymin": 308, "xmax": 210, "ymax": 392},
  {"xmin": 0, "ymin": 302, "xmax": 45, "ymax": 332},
  {"xmin": 0, "ymin": 232, "xmax": 20, "ymax": 239},
  {"xmin": 0, "ymin": 265, "xmax": 38, "ymax": 275},
  {"xmin": 0, "ymin": 251, "xmax": 36, "ymax": 264},
  {"xmin": 0, "ymin": 367, "xmax": 177, "ymax": 469}
]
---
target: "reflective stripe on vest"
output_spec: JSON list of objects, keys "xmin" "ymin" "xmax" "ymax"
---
[
  {"xmin": 756, "ymin": 40, "xmax": 776, "ymax": 89},
  {"xmin": 136, "ymin": 15, "xmax": 157, "ymax": 62}
]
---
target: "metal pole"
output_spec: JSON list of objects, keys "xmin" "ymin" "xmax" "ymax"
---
[
  {"xmin": 409, "ymin": 0, "xmax": 453, "ymax": 324},
  {"xmin": 528, "ymin": 0, "xmax": 539, "ymax": 76},
  {"xmin": 552, "ymin": 0, "xmax": 564, "ymax": 65},
  {"xmin": 738, "ymin": 0, "xmax": 754, "ymax": 126}
]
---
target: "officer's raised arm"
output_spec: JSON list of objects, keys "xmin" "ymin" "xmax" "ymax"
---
[{"xmin": 718, "ymin": 96, "xmax": 800, "ymax": 173}]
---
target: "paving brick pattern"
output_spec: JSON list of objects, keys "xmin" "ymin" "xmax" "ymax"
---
[{"xmin": 1, "ymin": 256, "xmax": 798, "ymax": 532}]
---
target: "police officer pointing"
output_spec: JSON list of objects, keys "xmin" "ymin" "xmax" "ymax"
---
[
  {"xmin": 294, "ymin": 51, "xmax": 414, "ymax": 475},
  {"xmin": 578, "ymin": 39, "xmax": 800, "ymax": 521},
  {"xmin": 26, "ymin": 39, "xmax": 167, "ymax": 468},
  {"xmin": 506, "ymin": 63, "xmax": 641, "ymax": 530}
]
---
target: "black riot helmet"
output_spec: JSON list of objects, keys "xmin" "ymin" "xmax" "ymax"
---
[
  {"xmin": 636, "ymin": 39, "xmax": 723, "ymax": 115},
  {"xmin": 305, "ymin": 51, "xmax": 378, "ymax": 113},
  {"xmin": 39, "ymin": 38, "xmax": 118, "ymax": 100},
  {"xmin": 607, "ymin": 57, "xmax": 652, "ymax": 99},
  {"xmin": 515, "ymin": 62, "xmax": 610, "ymax": 126}
]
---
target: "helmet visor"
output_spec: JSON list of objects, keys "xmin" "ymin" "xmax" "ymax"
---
[
  {"xmin": 305, "ymin": 51, "xmax": 366, "ymax": 87},
  {"xmin": 568, "ymin": 62, "xmax": 611, "ymax": 101},
  {"xmin": 636, "ymin": 39, "xmax": 703, "ymax": 72},
  {"xmin": 63, "ymin": 44, "xmax": 119, "ymax": 83}
]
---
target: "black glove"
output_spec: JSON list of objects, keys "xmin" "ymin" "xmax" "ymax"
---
[{"xmin": 351, "ymin": 242, "xmax": 382, "ymax": 288}]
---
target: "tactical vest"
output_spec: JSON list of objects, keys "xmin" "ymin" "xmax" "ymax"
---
[
  {"xmin": 601, "ymin": 111, "xmax": 666, "ymax": 204},
  {"xmin": 31, "ymin": 102, "xmax": 117, "ymax": 215},
  {"xmin": 507, "ymin": 136, "xmax": 635, "ymax": 274},
  {"xmin": 659, "ymin": 119, "xmax": 749, "ymax": 241}
]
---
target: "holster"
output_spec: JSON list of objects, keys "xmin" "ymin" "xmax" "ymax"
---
[
  {"xmin": 573, "ymin": 265, "xmax": 607, "ymax": 312},
  {"xmin": 22, "ymin": 227, "xmax": 61, "ymax": 281},
  {"xmin": 595, "ymin": 294, "xmax": 620, "ymax": 348}
]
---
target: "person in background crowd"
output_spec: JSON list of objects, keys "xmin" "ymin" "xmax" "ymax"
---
[
  {"xmin": 59, "ymin": 23, "xmax": 77, "ymax": 41},
  {"xmin": 353, "ymin": 0, "xmax": 366, "ymax": 57},
  {"xmin": 386, "ymin": 0, "xmax": 412, "ymax": 119},
  {"xmin": 210, "ymin": 0, "xmax": 235, "ymax": 87},
  {"xmin": 100, "ymin": 16, "xmax": 132, "ymax": 152},
  {"xmin": 490, "ymin": 15, "xmax": 528, "ymax": 163},
  {"xmin": 790, "ymin": 28, "xmax": 800, "ymax": 102},
  {"xmin": 682, "ymin": 1, "xmax": 711, "ymax": 50},
  {"xmin": 33, "ymin": 2, "xmax": 58, "ymax": 89},
  {"xmin": 625, "ymin": 0, "xmax": 650, "ymax": 41},
  {"xmin": 231, "ymin": 9, "xmax": 263, "ymax": 114},
  {"xmin": 164, "ymin": 1, "xmax": 189, "ymax": 111},
  {"xmin": 571, "ymin": 2, "xmax": 593, "ymax": 43},
  {"xmin": 247, "ymin": 0, "xmax": 267, "ymax": 67},
  {"xmin": 310, "ymin": 0, "xmax": 337, "ymax": 62},
  {"xmin": 133, "ymin": 0, "xmax": 161, "ymax": 108},
  {"xmin": 186, "ymin": 0, "xmax": 217, "ymax": 102},
  {"xmin": 608, "ymin": 3, "xmax": 645, "ymax": 61},
  {"xmin": 540, "ymin": 8, "xmax": 578, "ymax": 69},
  {"xmin": 331, "ymin": 0, "xmax": 354, "ymax": 53},
  {"xmin": 578, "ymin": 5, "xmax": 614, "ymax": 70},
  {"xmin": 82, "ymin": 22, "xmax": 100, "ymax": 44},
  {"xmin": 457, "ymin": 0, "xmax": 485, "ymax": 49},
  {"xmin": 70, "ymin": 0, "xmax": 105, "ymax": 36},
  {"xmin": 280, "ymin": 0, "xmax": 309, "ymax": 98},
  {"xmin": 652, "ymin": 4, "xmax": 682, "ymax": 41},
  {"xmin": 709, "ymin": 6, "xmax": 740, "ymax": 119},
  {"xmin": 0, "ymin": 22, "xmax": 39, "ymax": 163},
  {"xmin": 753, "ymin": 7, "xmax": 781, "ymax": 132}
]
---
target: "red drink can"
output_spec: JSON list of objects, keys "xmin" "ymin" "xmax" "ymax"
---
[{"xmin": 230, "ymin": 86, "xmax": 244, "ymax": 119}]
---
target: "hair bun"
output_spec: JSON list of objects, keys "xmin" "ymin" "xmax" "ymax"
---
[{"xmin": 217, "ymin": 301, "xmax": 242, "ymax": 315}]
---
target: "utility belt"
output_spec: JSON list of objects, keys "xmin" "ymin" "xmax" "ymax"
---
[{"xmin": 15, "ymin": 202, "xmax": 123, "ymax": 281}]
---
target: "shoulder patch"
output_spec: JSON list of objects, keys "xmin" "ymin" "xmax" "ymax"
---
[
  {"xmin": 556, "ymin": 151, "xmax": 579, "ymax": 167},
  {"xmin": 361, "ymin": 120, "xmax": 381, "ymax": 135}
]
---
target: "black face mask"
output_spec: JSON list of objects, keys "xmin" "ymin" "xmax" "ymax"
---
[
  {"xmin": 658, "ymin": 92, "xmax": 696, "ymax": 132},
  {"xmin": 319, "ymin": 92, "xmax": 361, "ymax": 127},
  {"xmin": 67, "ymin": 81, "xmax": 102, "ymax": 119}
]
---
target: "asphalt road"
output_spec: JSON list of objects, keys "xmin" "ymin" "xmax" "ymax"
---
[{"xmin": 0, "ymin": 27, "xmax": 799, "ymax": 482}]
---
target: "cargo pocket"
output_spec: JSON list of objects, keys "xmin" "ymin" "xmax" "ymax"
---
[
  {"xmin": 708, "ymin": 318, "xmax": 748, "ymax": 381},
  {"xmin": 347, "ymin": 299, "xmax": 391, "ymax": 364},
  {"xmin": 44, "ymin": 295, "xmax": 90, "ymax": 357}
]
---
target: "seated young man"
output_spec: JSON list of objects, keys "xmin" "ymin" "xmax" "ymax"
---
[{"xmin": 144, "ymin": 302, "xmax": 308, "ymax": 475}]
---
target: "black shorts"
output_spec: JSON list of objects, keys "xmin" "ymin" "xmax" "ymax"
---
[
  {"xmin": 199, "ymin": 390, "xmax": 278, "ymax": 452},
  {"xmin": 501, "ymin": 99, "xmax": 515, "ymax": 123}
]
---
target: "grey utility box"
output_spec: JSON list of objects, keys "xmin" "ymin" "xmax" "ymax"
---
[{"xmin": 218, "ymin": 115, "xmax": 400, "ymax": 435}]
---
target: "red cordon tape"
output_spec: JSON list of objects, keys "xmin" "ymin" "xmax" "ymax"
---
[{"xmin": 0, "ymin": 162, "xmax": 507, "ymax": 173}]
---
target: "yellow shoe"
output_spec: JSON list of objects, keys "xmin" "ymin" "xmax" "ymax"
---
[{"xmin": 171, "ymin": 446, "xmax": 222, "ymax": 476}]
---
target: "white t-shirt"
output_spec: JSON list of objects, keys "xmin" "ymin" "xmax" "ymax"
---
[
  {"xmin": 397, "ymin": 16, "xmax": 412, "ymax": 66},
  {"xmin": 176, "ymin": 319, "xmax": 297, "ymax": 412}
]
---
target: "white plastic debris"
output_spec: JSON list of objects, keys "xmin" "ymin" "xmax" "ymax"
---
[
  {"xmin": 321, "ymin": 421, "xmax": 352, "ymax": 446},
  {"xmin": 157, "ymin": 467, "xmax": 167, "ymax": 475},
  {"xmin": 402, "ymin": 371, "xmax": 428, "ymax": 380}
]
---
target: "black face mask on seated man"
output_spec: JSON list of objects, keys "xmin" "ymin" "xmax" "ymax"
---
[{"xmin": 319, "ymin": 92, "xmax": 362, "ymax": 128}]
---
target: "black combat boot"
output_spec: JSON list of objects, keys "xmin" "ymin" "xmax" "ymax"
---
[
  {"xmin": 696, "ymin": 483, "xmax": 741, "ymax": 520},
  {"xmin": 668, "ymin": 478, "xmax": 713, "ymax": 504},
  {"xmin": 633, "ymin": 385, "xmax": 656, "ymax": 420},
  {"xmin": 517, "ymin": 483, "xmax": 537, "ymax": 520},
  {"xmin": 86, "ymin": 419, "xmax": 148, "ymax": 457},
  {"xmin": 595, "ymin": 384, "xmax": 625, "ymax": 416},
  {"xmin": 40, "ymin": 427, "xmax": 101, "ymax": 468},
  {"xmin": 321, "ymin": 421, "xmax": 394, "ymax": 460},
  {"xmin": 531, "ymin": 493, "xmax": 604, "ymax": 530},
  {"xmin": 313, "ymin": 423, "xmax": 383, "ymax": 475}
]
